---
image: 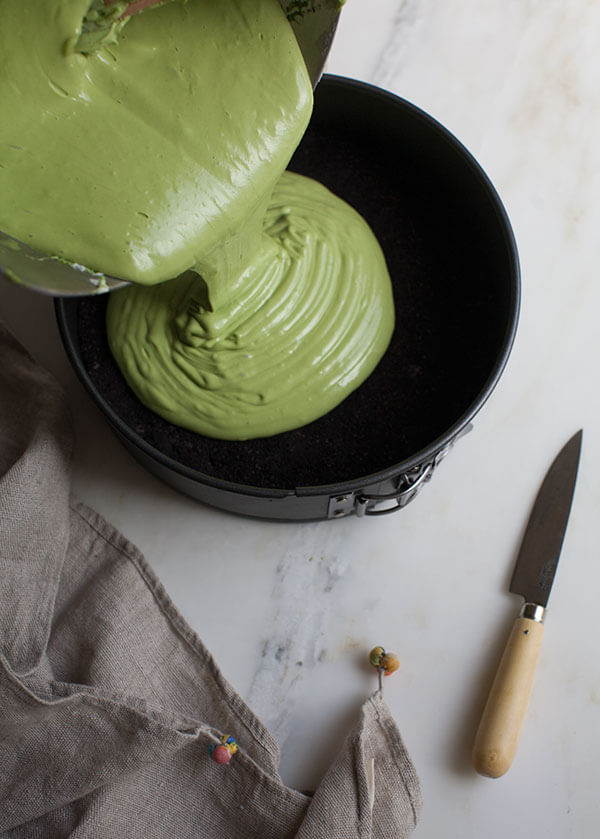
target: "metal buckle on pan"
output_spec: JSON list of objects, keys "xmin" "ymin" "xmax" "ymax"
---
[
  {"xmin": 357, "ymin": 459, "xmax": 437, "ymax": 516},
  {"xmin": 327, "ymin": 459, "xmax": 436, "ymax": 519},
  {"xmin": 327, "ymin": 425, "xmax": 473, "ymax": 518}
]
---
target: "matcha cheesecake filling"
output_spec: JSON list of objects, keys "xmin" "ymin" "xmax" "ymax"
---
[
  {"xmin": 106, "ymin": 172, "xmax": 394, "ymax": 440},
  {"xmin": 1, "ymin": 0, "xmax": 395, "ymax": 440},
  {"xmin": 0, "ymin": 0, "xmax": 313, "ymax": 285}
]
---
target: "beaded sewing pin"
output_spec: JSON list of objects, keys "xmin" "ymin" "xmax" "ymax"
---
[
  {"xmin": 209, "ymin": 734, "xmax": 239, "ymax": 764},
  {"xmin": 366, "ymin": 645, "xmax": 399, "ymax": 809},
  {"xmin": 369, "ymin": 645, "xmax": 399, "ymax": 691}
]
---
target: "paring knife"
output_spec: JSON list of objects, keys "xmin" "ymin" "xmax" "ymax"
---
[{"xmin": 472, "ymin": 430, "xmax": 582, "ymax": 778}]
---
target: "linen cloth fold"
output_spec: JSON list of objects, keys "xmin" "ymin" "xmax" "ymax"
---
[{"xmin": 0, "ymin": 322, "xmax": 422, "ymax": 838}]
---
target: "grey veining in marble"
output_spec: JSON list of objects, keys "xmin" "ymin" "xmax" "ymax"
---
[{"xmin": 246, "ymin": 525, "xmax": 348, "ymax": 737}]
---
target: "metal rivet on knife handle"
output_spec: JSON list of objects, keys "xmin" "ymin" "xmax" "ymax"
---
[{"xmin": 472, "ymin": 430, "xmax": 582, "ymax": 778}]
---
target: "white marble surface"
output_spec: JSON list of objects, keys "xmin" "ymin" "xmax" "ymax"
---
[{"xmin": 2, "ymin": 1, "xmax": 599, "ymax": 835}]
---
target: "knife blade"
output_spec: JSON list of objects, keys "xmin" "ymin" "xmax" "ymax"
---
[{"xmin": 472, "ymin": 430, "xmax": 582, "ymax": 778}]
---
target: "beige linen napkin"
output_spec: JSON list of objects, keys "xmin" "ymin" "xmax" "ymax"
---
[{"xmin": 0, "ymin": 322, "xmax": 422, "ymax": 838}]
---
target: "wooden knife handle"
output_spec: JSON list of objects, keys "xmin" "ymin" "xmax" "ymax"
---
[{"xmin": 472, "ymin": 614, "xmax": 544, "ymax": 778}]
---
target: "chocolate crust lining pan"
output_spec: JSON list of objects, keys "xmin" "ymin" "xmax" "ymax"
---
[{"xmin": 55, "ymin": 75, "xmax": 520, "ymax": 521}]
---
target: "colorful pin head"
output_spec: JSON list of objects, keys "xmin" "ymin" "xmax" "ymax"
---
[
  {"xmin": 369, "ymin": 646, "xmax": 385, "ymax": 668},
  {"xmin": 209, "ymin": 734, "xmax": 239, "ymax": 764},
  {"xmin": 369, "ymin": 645, "xmax": 399, "ymax": 677}
]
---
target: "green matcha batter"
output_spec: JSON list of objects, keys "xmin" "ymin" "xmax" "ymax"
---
[
  {"xmin": 107, "ymin": 171, "xmax": 394, "ymax": 439},
  {"xmin": 1, "ymin": 0, "xmax": 395, "ymax": 440},
  {"xmin": 0, "ymin": 0, "xmax": 312, "ymax": 285}
]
